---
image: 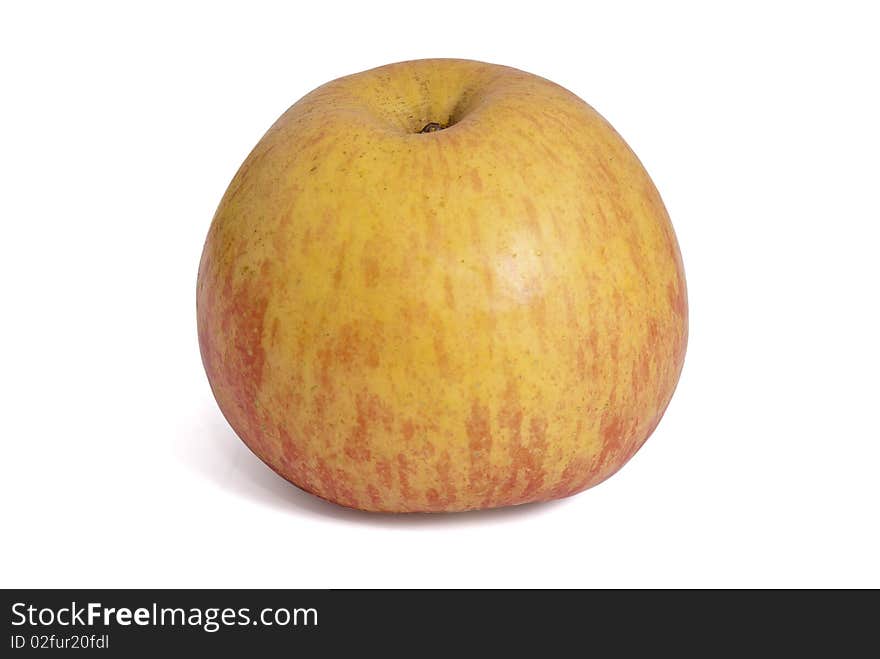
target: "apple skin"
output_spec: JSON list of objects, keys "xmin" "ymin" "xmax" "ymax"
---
[{"xmin": 197, "ymin": 59, "xmax": 687, "ymax": 512}]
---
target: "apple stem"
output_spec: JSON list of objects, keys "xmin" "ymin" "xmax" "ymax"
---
[{"xmin": 419, "ymin": 122, "xmax": 444, "ymax": 133}]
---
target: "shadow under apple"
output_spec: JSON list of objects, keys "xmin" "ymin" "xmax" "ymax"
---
[{"xmin": 179, "ymin": 409, "xmax": 568, "ymax": 527}]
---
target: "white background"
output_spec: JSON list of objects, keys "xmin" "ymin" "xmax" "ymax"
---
[{"xmin": 2, "ymin": 1, "xmax": 878, "ymax": 588}]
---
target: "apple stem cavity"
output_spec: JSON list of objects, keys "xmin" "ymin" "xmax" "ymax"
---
[{"xmin": 419, "ymin": 122, "xmax": 444, "ymax": 134}]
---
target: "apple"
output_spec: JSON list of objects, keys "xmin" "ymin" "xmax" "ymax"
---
[{"xmin": 197, "ymin": 59, "xmax": 687, "ymax": 512}]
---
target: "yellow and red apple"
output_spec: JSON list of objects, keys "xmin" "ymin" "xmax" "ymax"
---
[{"xmin": 197, "ymin": 59, "xmax": 688, "ymax": 512}]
